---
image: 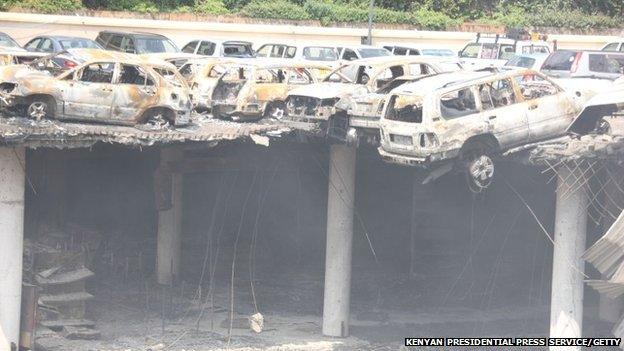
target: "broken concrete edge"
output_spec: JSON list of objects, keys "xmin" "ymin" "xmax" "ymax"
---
[
  {"xmin": 525, "ymin": 134, "xmax": 624, "ymax": 166},
  {"xmin": 0, "ymin": 121, "xmax": 289, "ymax": 150}
]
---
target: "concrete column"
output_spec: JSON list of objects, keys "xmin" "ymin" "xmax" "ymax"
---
[
  {"xmin": 599, "ymin": 171, "xmax": 623, "ymax": 322},
  {"xmin": 550, "ymin": 165, "xmax": 588, "ymax": 350},
  {"xmin": 322, "ymin": 144, "xmax": 356, "ymax": 337},
  {"xmin": 0, "ymin": 147, "xmax": 25, "ymax": 350},
  {"xmin": 156, "ymin": 148, "xmax": 183, "ymax": 285}
]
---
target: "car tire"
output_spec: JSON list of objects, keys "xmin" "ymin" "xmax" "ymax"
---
[
  {"xmin": 460, "ymin": 143, "xmax": 495, "ymax": 193},
  {"xmin": 26, "ymin": 96, "xmax": 55, "ymax": 121},
  {"xmin": 143, "ymin": 109, "xmax": 172, "ymax": 129},
  {"xmin": 595, "ymin": 118, "xmax": 611, "ymax": 135},
  {"xmin": 264, "ymin": 101, "xmax": 285, "ymax": 119}
]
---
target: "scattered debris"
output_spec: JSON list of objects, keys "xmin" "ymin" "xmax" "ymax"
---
[
  {"xmin": 249, "ymin": 312, "xmax": 264, "ymax": 333},
  {"xmin": 250, "ymin": 134, "xmax": 269, "ymax": 147},
  {"xmin": 23, "ymin": 224, "xmax": 102, "ymax": 343}
]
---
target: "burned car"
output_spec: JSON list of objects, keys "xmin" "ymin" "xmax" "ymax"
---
[
  {"xmin": 0, "ymin": 56, "xmax": 191, "ymax": 126},
  {"xmin": 140, "ymin": 52, "xmax": 203, "ymax": 68},
  {"xmin": 378, "ymin": 69, "xmax": 580, "ymax": 192},
  {"xmin": 179, "ymin": 57, "xmax": 245, "ymax": 112},
  {"xmin": 346, "ymin": 60, "xmax": 463, "ymax": 145},
  {"xmin": 0, "ymin": 51, "xmax": 47, "ymax": 66},
  {"xmin": 284, "ymin": 56, "xmax": 462, "ymax": 140},
  {"xmin": 211, "ymin": 60, "xmax": 330, "ymax": 121}
]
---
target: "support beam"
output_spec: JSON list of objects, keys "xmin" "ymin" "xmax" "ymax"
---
[
  {"xmin": 322, "ymin": 144, "xmax": 356, "ymax": 337},
  {"xmin": 0, "ymin": 147, "xmax": 25, "ymax": 350},
  {"xmin": 550, "ymin": 165, "xmax": 588, "ymax": 350},
  {"xmin": 156, "ymin": 148, "xmax": 184, "ymax": 285}
]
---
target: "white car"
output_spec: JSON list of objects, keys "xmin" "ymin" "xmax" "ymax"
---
[
  {"xmin": 181, "ymin": 39, "xmax": 255, "ymax": 58},
  {"xmin": 378, "ymin": 69, "xmax": 579, "ymax": 192},
  {"xmin": 255, "ymin": 43, "xmax": 338, "ymax": 64},
  {"xmin": 602, "ymin": 40, "xmax": 624, "ymax": 52},
  {"xmin": 502, "ymin": 53, "xmax": 548, "ymax": 71},
  {"xmin": 336, "ymin": 45, "xmax": 392, "ymax": 61},
  {"xmin": 382, "ymin": 44, "xmax": 457, "ymax": 57},
  {"xmin": 459, "ymin": 33, "xmax": 551, "ymax": 69}
]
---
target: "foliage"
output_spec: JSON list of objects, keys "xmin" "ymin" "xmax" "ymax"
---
[
  {"xmin": 194, "ymin": 0, "xmax": 229, "ymax": 15},
  {"xmin": 413, "ymin": 8, "xmax": 460, "ymax": 30},
  {"xmin": 526, "ymin": 6, "xmax": 619, "ymax": 30},
  {"xmin": 17, "ymin": 0, "xmax": 82, "ymax": 13},
  {"xmin": 222, "ymin": 0, "xmax": 249, "ymax": 10},
  {"xmin": 130, "ymin": 1, "xmax": 159, "ymax": 13},
  {"xmin": 7, "ymin": 0, "xmax": 622, "ymax": 29},
  {"xmin": 240, "ymin": 0, "xmax": 310, "ymax": 20}
]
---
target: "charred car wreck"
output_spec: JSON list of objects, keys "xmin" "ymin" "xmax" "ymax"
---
[
  {"xmin": 283, "ymin": 56, "xmax": 462, "ymax": 143},
  {"xmin": 0, "ymin": 52, "xmax": 191, "ymax": 126},
  {"xmin": 211, "ymin": 60, "xmax": 331, "ymax": 121},
  {"xmin": 377, "ymin": 69, "xmax": 582, "ymax": 192}
]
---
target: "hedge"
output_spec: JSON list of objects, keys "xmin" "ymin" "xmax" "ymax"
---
[
  {"xmin": 240, "ymin": 0, "xmax": 311, "ymax": 21},
  {"xmin": 4, "ymin": 0, "xmax": 621, "ymax": 30}
]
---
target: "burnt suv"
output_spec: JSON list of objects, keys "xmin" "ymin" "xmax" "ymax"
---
[{"xmin": 378, "ymin": 69, "xmax": 580, "ymax": 192}]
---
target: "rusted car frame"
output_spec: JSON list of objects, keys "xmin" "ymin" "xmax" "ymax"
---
[
  {"xmin": 211, "ymin": 59, "xmax": 331, "ymax": 121},
  {"xmin": 0, "ymin": 55, "xmax": 191, "ymax": 126}
]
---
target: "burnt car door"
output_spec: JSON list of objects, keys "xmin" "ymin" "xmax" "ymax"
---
[
  {"xmin": 62, "ymin": 62, "xmax": 115, "ymax": 120},
  {"xmin": 476, "ymin": 78, "xmax": 529, "ymax": 148},
  {"xmin": 370, "ymin": 65, "xmax": 405, "ymax": 90},
  {"xmin": 112, "ymin": 63, "xmax": 158, "ymax": 121},
  {"xmin": 253, "ymin": 68, "xmax": 288, "ymax": 107},
  {"xmin": 514, "ymin": 72, "xmax": 576, "ymax": 140}
]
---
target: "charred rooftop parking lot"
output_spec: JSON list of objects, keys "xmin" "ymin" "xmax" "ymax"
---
[
  {"xmin": 0, "ymin": 108, "xmax": 623, "ymax": 350},
  {"xmin": 3, "ymin": 20, "xmax": 624, "ymax": 351}
]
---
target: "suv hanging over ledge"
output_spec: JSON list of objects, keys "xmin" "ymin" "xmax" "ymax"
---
[{"xmin": 378, "ymin": 69, "xmax": 580, "ymax": 192}]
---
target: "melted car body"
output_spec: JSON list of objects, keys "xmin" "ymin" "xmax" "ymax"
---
[
  {"xmin": 211, "ymin": 60, "xmax": 330, "ymax": 121},
  {"xmin": 0, "ymin": 55, "xmax": 191, "ymax": 126},
  {"xmin": 378, "ymin": 69, "xmax": 580, "ymax": 166},
  {"xmin": 180, "ymin": 57, "xmax": 247, "ymax": 112},
  {"xmin": 284, "ymin": 56, "xmax": 463, "ymax": 140}
]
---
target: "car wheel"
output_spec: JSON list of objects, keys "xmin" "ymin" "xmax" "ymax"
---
[
  {"xmin": 26, "ymin": 97, "xmax": 54, "ymax": 121},
  {"xmin": 460, "ymin": 144, "xmax": 495, "ymax": 193},
  {"xmin": 264, "ymin": 102, "xmax": 285, "ymax": 119},
  {"xmin": 595, "ymin": 118, "xmax": 611, "ymax": 135},
  {"xmin": 146, "ymin": 112, "xmax": 170, "ymax": 129}
]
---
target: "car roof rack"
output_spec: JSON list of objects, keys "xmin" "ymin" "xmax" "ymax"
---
[{"xmin": 476, "ymin": 33, "xmax": 502, "ymax": 44}]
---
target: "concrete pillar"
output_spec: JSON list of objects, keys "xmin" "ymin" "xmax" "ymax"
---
[
  {"xmin": 599, "ymin": 169, "xmax": 623, "ymax": 322},
  {"xmin": 322, "ymin": 144, "xmax": 356, "ymax": 337},
  {"xmin": 156, "ymin": 148, "xmax": 183, "ymax": 285},
  {"xmin": 0, "ymin": 147, "xmax": 25, "ymax": 350},
  {"xmin": 550, "ymin": 165, "xmax": 588, "ymax": 350}
]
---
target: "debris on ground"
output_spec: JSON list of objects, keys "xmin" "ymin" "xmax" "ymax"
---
[{"xmin": 249, "ymin": 313, "xmax": 264, "ymax": 333}]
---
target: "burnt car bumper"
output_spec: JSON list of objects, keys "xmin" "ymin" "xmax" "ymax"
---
[
  {"xmin": 378, "ymin": 147, "xmax": 428, "ymax": 166},
  {"xmin": 378, "ymin": 145, "xmax": 460, "ymax": 166}
]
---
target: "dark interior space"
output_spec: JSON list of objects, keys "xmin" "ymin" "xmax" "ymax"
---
[{"xmin": 21, "ymin": 142, "xmax": 613, "ymax": 350}]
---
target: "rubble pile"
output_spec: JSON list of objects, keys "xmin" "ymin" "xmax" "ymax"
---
[{"xmin": 23, "ymin": 224, "xmax": 103, "ymax": 347}]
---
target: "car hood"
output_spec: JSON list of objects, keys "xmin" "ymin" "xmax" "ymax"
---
[
  {"xmin": 288, "ymin": 82, "xmax": 362, "ymax": 100},
  {"xmin": 0, "ymin": 64, "xmax": 50, "ymax": 82},
  {"xmin": 567, "ymin": 85, "xmax": 624, "ymax": 135}
]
